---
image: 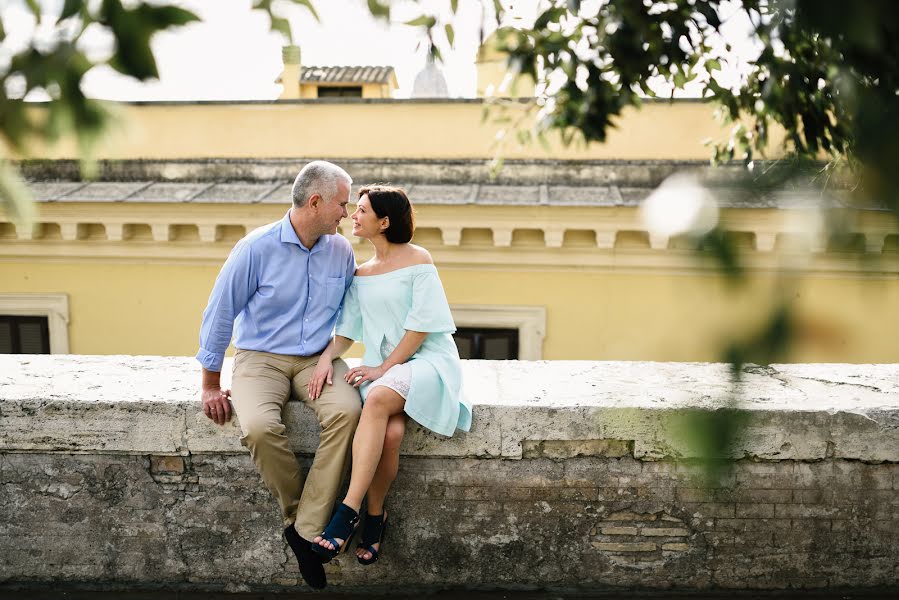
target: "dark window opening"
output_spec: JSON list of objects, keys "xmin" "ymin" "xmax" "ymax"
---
[
  {"xmin": 0, "ymin": 315, "xmax": 51, "ymax": 354},
  {"xmin": 453, "ymin": 327, "xmax": 519, "ymax": 360},
  {"xmin": 317, "ymin": 86, "xmax": 363, "ymax": 97}
]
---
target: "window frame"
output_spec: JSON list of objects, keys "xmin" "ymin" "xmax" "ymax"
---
[
  {"xmin": 449, "ymin": 305, "xmax": 546, "ymax": 360},
  {"xmin": 0, "ymin": 294, "xmax": 70, "ymax": 353}
]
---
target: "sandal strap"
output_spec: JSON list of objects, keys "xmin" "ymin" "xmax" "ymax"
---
[
  {"xmin": 358, "ymin": 513, "xmax": 386, "ymax": 547},
  {"xmin": 321, "ymin": 503, "xmax": 359, "ymax": 544}
]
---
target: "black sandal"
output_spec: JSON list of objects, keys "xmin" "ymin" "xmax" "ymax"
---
[
  {"xmin": 310, "ymin": 503, "xmax": 359, "ymax": 563},
  {"xmin": 356, "ymin": 511, "xmax": 388, "ymax": 566}
]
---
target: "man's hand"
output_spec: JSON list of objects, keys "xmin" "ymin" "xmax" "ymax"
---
[
  {"xmin": 345, "ymin": 364, "xmax": 386, "ymax": 388},
  {"xmin": 202, "ymin": 387, "xmax": 232, "ymax": 425},
  {"xmin": 307, "ymin": 358, "xmax": 334, "ymax": 401}
]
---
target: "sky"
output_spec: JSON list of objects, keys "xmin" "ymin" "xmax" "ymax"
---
[
  {"xmin": 2, "ymin": 0, "xmax": 506, "ymax": 100},
  {"xmin": 1, "ymin": 0, "xmax": 757, "ymax": 101}
]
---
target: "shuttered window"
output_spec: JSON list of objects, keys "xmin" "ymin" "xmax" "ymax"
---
[
  {"xmin": 453, "ymin": 327, "xmax": 519, "ymax": 360},
  {"xmin": 0, "ymin": 315, "xmax": 51, "ymax": 354},
  {"xmin": 318, "ymin": 86, "xmax": 363, "ymax": 97}
]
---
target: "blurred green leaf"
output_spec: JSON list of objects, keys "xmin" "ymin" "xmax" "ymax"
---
[
  {"xmin": 269, "ymin": 15, "xmax": 292, "ymax": 41},
  {"xmin": 536, "ymin": 130, "xmax": 552, "ymax": 153},
  {"xmin": 405, "ymin": 15, "xmax": 437, "ymax": 28},
  {"xmin": 0, "ymin": 160, "xmax": 36, "ymax": 226},
  {"xmin": 515, "ymin": 128, "xmax": 531, "ymax": 146},
  {"xmin": 59, "ymin": 0, "xmax": 82, "ymax": 22},
  {"xmin": 445, "ymin": 23, "xmax": 454, "ymax": 47},
  {"xmin": 672, "ymin": 408, "xmax": 750, "ymax": 459},
  {"xmin": 367, "ymin": 0, "xmax": 390, "ymax": 19},
  {"xmin": 24, "ymin": 0, "xmax": 41, "ymax": 21},
  {"xmin": 671, "ymin": 408, "xmax": 750, "ymax": 484},
  {"xmin": 102, "ymin": 0, "xmax": 199, "ymax": 80}
]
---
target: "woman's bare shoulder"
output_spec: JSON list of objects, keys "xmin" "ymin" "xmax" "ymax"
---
[
  {"xmin": 354, "ymin": 259, "xmax": 378, "ymax": 276},
  {"xmin": 405, "ymin": 244, "xmax": 434, "ymax": 265}
]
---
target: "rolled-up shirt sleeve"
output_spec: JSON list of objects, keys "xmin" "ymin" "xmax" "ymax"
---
[{"xmin": 196, "ymin": 242, "xmax": 256, "ymax": 372}]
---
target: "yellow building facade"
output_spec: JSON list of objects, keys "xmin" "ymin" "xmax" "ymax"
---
[{"xmin": 2, "ymin": 99, "xmax": 898, "ymax": 363}]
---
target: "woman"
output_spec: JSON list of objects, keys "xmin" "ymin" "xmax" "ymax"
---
[{"xmin": 306, "ymin": 184, "xmax": 470, "ymax": 565}]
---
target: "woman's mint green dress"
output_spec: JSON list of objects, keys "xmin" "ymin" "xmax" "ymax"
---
[{"xmin": 335, "ymin": 264, "xmax": 471, "ymax": 437}]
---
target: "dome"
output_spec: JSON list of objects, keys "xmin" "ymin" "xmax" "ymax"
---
[{"xmin": 411, "ymin": 57, "xmax": 449, "ymax": 98}]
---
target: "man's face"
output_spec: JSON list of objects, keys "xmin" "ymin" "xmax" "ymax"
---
[{"xmin": 318, "ymin": 179, "xmax": 350, "ymax": 236}]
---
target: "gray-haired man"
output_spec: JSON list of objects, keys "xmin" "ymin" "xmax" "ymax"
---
[{"xmin": 197, "ymin": 161, "xmax": 361, "ymax": 589}]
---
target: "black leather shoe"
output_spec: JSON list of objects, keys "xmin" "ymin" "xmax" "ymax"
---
[{"xmin": 284, "ymin": 524, "xmax": 327, "ymax": 589}]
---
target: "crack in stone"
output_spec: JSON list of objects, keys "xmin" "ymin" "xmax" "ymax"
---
[
  {"xmin": 788, "ymin": 374, "xmax": 884, "ymax": 393},
  {"xmin": 743, "ymin": 364, "xmax": 788, "ymax": 384}
]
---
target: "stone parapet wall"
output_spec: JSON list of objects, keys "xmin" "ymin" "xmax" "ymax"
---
[{"xmin": 1, "ymin": 356, "xmax": 898, "ymax": 591}]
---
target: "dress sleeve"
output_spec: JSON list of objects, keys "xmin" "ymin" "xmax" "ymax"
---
[
  {"xmin": 403, "ymin": 270, "xmax": 456, "ymax": 333},
  {"xmin": 335, "ymin": 282, "xmax": 363, "ymax": 341}
]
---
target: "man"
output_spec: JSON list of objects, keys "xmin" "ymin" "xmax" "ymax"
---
[{"xmin": 196, "ymin": 161, "xmax": 361, "ymax": 589}]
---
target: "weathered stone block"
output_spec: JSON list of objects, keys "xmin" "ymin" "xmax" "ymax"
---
[
  {"xmin": 774, "ymin": 503, "xmax": 842, "ymax": 519},
  {"xmin": 641, "ymin": 526, "xmax": 690, "ymax": 537},
  {"xmin": 662, "ymin": 542, "xmax": 691, "ymax": 551},
  {"xmin": 600, "ymin": 526, "xmax": 638, "ymax": 535},
  {"xmin": 735, "ymin": 503, "xmax": 776, "ymax": 519},
  {"xmin": 792, "ymin": 488, "xmax": 832, "ymax": 504},
  {"xmin": 683, "ymin": 502, "xmax": 737, "ymax": 518},
  {"xmin": 592, "ymin": 541, "xmax": 657, "ymax": 552},
  {"xmin": 150, "ymin": 455, "xmax": 185, "ymax": 474}
]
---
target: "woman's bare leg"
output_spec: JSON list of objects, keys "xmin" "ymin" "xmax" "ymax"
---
[
  {"xmin": 356, "ymin": 414, "xmax": 405, "ymax": 561},
  {"xmin": 315, "ymin": 386, "xmax": 404, "ymax": 551},
  {"xmin": 366, "ymin": 413, "xmax": 406, "ymax": 515}
]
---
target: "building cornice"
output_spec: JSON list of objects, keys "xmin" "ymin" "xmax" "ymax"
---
[
  {"xmin": 17, "ymin": 157, "xmax": 733, "ymax": 185},
  {"xmin": 2, "ymin": 201, "xmax": 896, "ymax": 274}
]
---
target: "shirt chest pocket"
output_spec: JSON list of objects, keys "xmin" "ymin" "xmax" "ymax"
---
[{"xmin": 323, "ymin": 275, "xmax": 345, "ymax": 310}]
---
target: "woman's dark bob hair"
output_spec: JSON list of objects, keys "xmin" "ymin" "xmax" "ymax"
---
[{"xmin": 358, "ymin": 184, "xmax": 415, "ymax": 244}]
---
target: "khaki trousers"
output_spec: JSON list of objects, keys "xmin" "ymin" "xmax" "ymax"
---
[{"xmin": 230, "ymin": 349, "xmax": 361, "ymax": 540}]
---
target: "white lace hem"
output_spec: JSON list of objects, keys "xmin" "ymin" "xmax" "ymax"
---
[{"xmin": 368, "ymin": 362, "xmax": 412, "ymax": 400}]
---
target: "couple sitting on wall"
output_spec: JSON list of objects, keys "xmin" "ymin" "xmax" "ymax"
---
[{"xmin": 196, "ymin": 161, "xmax": 471, "ymax": 589}]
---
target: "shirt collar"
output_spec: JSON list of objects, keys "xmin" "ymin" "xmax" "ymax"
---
[{"xmin": 279, "ymin": 209, "xmax": 329, "ymax": 253}]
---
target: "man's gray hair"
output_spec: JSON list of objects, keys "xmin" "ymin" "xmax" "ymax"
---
[{"xmin": 291, "ymin": 161, "xmax": 352, "ymax": 208}]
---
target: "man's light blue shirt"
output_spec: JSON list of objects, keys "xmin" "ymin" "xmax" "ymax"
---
[{"xmin": 196, "ymin": 211, "xmax": 356, "ymax": 372}]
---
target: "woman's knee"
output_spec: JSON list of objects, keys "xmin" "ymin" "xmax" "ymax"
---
[
  {"xmin": 383, "ymin": 416, "xmax": 406, "ymax": 450},
  {"xmin": 363, "ymin": 386, "xmax": 402, "ymax": 416}
]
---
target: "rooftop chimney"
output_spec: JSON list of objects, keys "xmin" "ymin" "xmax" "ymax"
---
[{"xmin": 278, "ymin": 45, "xmax": 301, "ymax": 99}]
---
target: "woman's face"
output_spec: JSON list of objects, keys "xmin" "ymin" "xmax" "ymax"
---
[{"xmin": 351, "ymin": 194, "xmax": 386, "ymax": 239}]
